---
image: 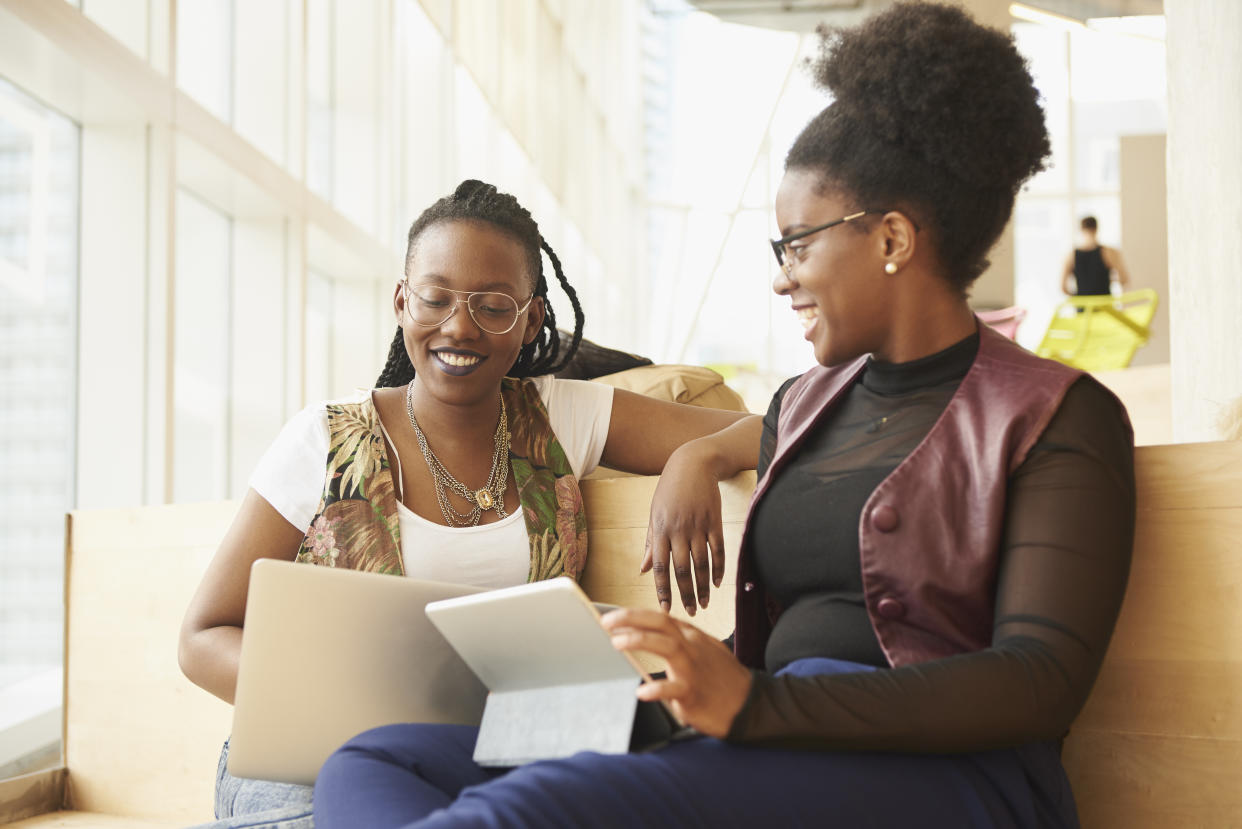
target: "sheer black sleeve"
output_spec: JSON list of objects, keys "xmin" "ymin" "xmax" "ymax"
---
[
  {"xmin": 727, "ymin": 376, "xmax": 1135, "ymax": 753},
  {"xmin": 757, "ymin": 376, "xmax": 800, "ymax": 480}
]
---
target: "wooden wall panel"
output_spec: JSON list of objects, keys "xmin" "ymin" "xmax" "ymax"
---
[
  {"xmin": 63, "ymin": 503, "xmax": 235, "ymax": 824},
  {"xmin": 1064, "ymin": 440, "xmax": 1242, "ymax": 827},
  {"xmin": 1133, "ymin": 440, "xmax": 1242, "ymax": 510},
  {"xmin": 1102, "ymin": 508, "xmax": 1242, "ymax": 662},
  {"xmin": 1063, "ymin": 731, "xmax": 1242, "ymax": 829},
  {"xmin": 1074, "ymin": 659, "xmax": 1242, "ymax": 739}
]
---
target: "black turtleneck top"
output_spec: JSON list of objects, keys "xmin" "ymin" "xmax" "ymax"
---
[
  {"xmin": 729, "ymin": 333, "xmax": 1136, "ymax": 753},
  {"xmin": 752, "ymin": 332, "xmax": 981, "ymax": 672}
]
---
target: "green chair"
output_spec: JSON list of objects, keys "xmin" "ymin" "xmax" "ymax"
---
[{"xmin": 1035, "ymin": 289, "xmax": 1159, "ymax": 371}]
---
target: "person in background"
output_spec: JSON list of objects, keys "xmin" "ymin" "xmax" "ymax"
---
[
  {"xmin": 178, "ymin": 179, "xmax": 759, "ymax": 829},
  {"xmin": 311, "ymin": 4, "xmax": 1136, "ymax": 827},
  {"xmin": 1062, "ymin": 215, "xmax": 1131, "ymax": 296}
]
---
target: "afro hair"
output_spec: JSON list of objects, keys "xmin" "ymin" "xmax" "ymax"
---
[{"xmin": 786, "ymin": 1, "xmax": 1051, "ymax": 291}]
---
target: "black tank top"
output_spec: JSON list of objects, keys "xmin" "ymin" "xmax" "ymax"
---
[{"xmin": 1073, "ymin": 247, "xmax": 1111, "ymax": 296}]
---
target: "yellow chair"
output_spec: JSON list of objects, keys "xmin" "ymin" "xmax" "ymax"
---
[{"xmin": 1036, "ymin": 289, "xmax": 1159, "ymax": 371}]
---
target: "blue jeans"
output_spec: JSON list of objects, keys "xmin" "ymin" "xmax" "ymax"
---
[
  {"xmin": 313, "ymin": 658, "xmax": 1079, "ymax": 829},
  {"xmin": 185, "ymin": 739, "xmax": 314, "ymax": 829}
]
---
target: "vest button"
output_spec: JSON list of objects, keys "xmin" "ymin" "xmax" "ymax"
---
[
  {"xmin": 871, "ymin": 505, "xmax": 899, "ymax": 532},
  {"xmin": 743, "ymin": 581, "xmax": 755, "ymax": 592},
  {"xmin": 876, "ymin": 596, "xmax": 905, "ymax": 619}
]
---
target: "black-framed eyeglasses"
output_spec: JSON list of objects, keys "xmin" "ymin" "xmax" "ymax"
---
[
  {"xmin": 770, "ymin": 209, "xmax": 919, "ymax": 276},
  {"xmin": 401, "ymin": 281, "xmax": 535, "ymax": 335}
]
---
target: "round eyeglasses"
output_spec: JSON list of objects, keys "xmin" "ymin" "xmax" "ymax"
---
[{"xmin": 402, "ymin": 282, "xmax": 535, "ymax": 335}]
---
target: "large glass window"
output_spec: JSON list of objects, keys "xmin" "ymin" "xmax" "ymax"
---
[
  {"xmin": 1012, "ymin": 19, "xmax": 1167, "ymax": 352},
  {"xmin": 176, "ymin": 0, "xmax": 235, "ymax": 123},
  {"xmin": 304, "ymin": 268, "xmax": 336, "ymax": 405},
  {"xmin": 639, "ymin": 9, "xmax": 811, "ymax": 408},
  {"xmin": 307, "ymin": 0, "xmax": 336, "ymax": 201},
  {"xmin": 307, "ymin": 0, "xmax": 380, "ymax": 233},
  {"xmin": 396, "ymin": 0, "xmax": 452, "ymax": 242},
  {"xmin": 173, "ymin": 190, "xmax": 232, "ymax": 503},
  {"xmin": 0, "ymin": 76, "xmax": 79, "ymax": 778}
]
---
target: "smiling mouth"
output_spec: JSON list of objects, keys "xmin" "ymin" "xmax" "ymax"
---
[
  {"xmin": 795, "ymin": 306, "xmax": 819, "ymax": 331},
  {"xmin": 431, "ymin": 349, "xmax": 486, "ymax": 376},
  {"xmin": 436, "ymin": 352, "xmax": 482, "ymax": 367}
]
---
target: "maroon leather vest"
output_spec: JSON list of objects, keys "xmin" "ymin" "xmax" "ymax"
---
[{"xmin": 733, "ymin": 324, "xmax": 1106, "ymax": 669}]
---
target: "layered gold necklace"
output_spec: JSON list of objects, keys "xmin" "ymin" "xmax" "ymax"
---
[{"xmin": 404, "ymin": 381, "xmax": 510, "ymax": 527}]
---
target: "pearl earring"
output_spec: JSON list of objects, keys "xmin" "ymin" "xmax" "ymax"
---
[{"xmin": 884, "ymin": 262, "xmax": 898, "ymax": 275}]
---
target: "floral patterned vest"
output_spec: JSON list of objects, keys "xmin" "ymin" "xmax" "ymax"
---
[{"xmin": 295, "ymin": 377, "xmax": 589, "ymax": 582}]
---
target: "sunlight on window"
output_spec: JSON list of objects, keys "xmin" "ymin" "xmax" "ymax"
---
[
  {"xmin": 176, "ymin": 0, "xmax": 234, "ymax": 123},
  {"xmin": 173, "ymin": 190, "xmax": 232, "ymax": 503},
  {"xmin": 0, "ymin": 76, "xmax": 78, "ymax": 778},
  {"xmin": 1012, "ymin": 19, "xmax": 1166, "ymax": 352},
  {"xmin": 643, "ymin": 7, "xmax": 817, "ymax": 400}
]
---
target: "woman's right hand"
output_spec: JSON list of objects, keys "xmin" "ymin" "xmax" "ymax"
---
[
  {"xmin": 604, "ymin": 608, "xmax": 752, "ymax": 737},
  {"xmin": 641, "ymin": 439, "xmax": 727, "ymax": 615}
]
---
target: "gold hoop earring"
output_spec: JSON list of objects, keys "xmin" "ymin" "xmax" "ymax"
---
[{"xmin": 884, "ymin": 262, "xmax": 898, "ymax": 275}]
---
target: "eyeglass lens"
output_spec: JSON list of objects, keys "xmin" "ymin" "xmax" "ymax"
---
[
  {"xmin": 407, "ymin": 284, "xmax": 521, "ymax": 334},
  {"xmin": 777, "ymin": 245, "xmax": 792, "ymax": 274}
]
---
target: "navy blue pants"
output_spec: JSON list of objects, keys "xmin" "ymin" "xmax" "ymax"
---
[{"xmin": 313, "ymin": 659, "xmax": 1079, "ymax": 829}]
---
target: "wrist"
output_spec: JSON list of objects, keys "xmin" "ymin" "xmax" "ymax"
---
[
  {"xmin": 723, "ymin": 669, "xmax": 763, "ymax": 742},
  {"xmin": 672, "ymin": 435, "xmax": 728, "ymax": 480}
]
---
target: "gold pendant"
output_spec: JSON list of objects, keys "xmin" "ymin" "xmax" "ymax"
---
[{"xmin": 475, "ymin": 488, "xmax": 494, "ymax": 509}]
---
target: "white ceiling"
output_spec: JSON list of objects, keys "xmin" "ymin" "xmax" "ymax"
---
[{"xmin": 677, "ymin": 0, "xmax": 1164, "ymax": 33}]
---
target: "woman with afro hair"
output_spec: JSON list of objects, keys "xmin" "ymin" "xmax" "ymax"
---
[{"xmin": 312, "ymin": 4, "xmax": 1134, "ymax": 827}]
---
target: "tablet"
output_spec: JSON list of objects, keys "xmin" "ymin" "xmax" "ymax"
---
[{"xmin": 425, "ymin": 577, "xmax": 677, "ymax": 766}]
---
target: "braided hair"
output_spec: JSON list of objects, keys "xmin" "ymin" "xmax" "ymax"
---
[
  {"xmin": 375, "ymin": 180, "xmax": 585, "ymax": 388},
  {"xmin": 786, "ymin": 2, "xmax": 1050, "ymax": 292}
]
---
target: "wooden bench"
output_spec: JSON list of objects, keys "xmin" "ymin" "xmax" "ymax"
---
[
  {"xmin": 1061, "ymin": 441, "xmax": 1242, "ymax": 826},
  {"xmin": 2, "ymin": 443, "xmax": 1240, "ymax": 827}
]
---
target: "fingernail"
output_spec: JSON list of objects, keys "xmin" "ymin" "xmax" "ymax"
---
[
  {"xmin": 685, "ymin": 604, "xmax": 696, "ymax": 617},
  {"xmin": 660, "ymin": 601, "xmax": 671, "ymax": 613},
  {"xmin": 701, "ymin": 595, "xmax": 710, "ymax": 609}
]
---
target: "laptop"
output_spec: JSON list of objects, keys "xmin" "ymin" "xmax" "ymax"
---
[
  {"xmin": 425, "ymin": 578, "xmax": 682, "ymax": 767},
  {"xmin": 227, "ymin": 558, "xmax": 488, "ymax": 785}
]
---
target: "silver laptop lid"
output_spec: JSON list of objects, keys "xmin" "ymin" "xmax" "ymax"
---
[{"xmin": 228, "ymin": 559, "xmax": 487, "ymax": 785}]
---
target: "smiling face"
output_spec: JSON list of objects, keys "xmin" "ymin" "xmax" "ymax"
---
[
  {"xmin": 397, "ymin": 219, "xmax": 545, "ymax": 406},
  {"xmin": 772, "ymin": 169, "xmax": 895, "ymax": 367}
]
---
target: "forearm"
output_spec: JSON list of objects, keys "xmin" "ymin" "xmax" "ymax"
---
[
  {"xmin": 677, "ymin": 414, "xmax": 762, "ymax": 479},
  {"xmin": 176, "ymin": 489, "xmax": 305, "ymax": 705},
  {"xmin": 601, "ymin": 389, "xmax": 754, "ymax": 475},
  {"xmin": 728, "ymin": 642, "xmax": 1086, "ymax": 753},
  {"xmin": 178, "ymin": 624, "xmax": 243, "ymax": 704}
]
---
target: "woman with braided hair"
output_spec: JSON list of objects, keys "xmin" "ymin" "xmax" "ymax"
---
[
  {"xmin": 313, "ymin": 4, "xmax": 1134, "ymax": 828},
  {"xmin": 178, "ymin": 179, "xmax": 760, "ymax": 828}
]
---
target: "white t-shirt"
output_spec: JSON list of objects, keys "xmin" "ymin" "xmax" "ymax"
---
[{"xmin": 249, "ymin": 376, "xmax": 614, "ymax": 588}]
